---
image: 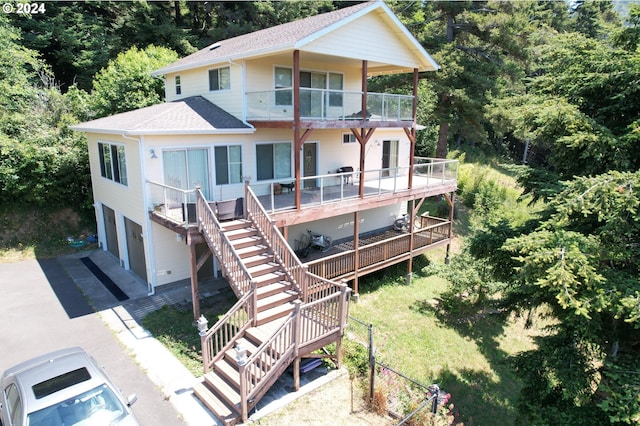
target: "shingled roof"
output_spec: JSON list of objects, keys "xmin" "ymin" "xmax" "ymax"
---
[
  {"xmin": 152, "ymin": 1, "xmax": 437, "ymax": 76},
  {"xmin": 71, "ymin": 96, "xmax": 253, "ymax": 135}
]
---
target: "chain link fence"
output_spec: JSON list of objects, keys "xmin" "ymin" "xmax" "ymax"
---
[{"xmin": 347, "ymin": 316, "xmax": 452, "ymax": 425}]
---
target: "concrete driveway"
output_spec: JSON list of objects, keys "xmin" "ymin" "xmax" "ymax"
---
[{"xmin": 0, "ymin": 258, "xmax": 188, "ymax": 426}]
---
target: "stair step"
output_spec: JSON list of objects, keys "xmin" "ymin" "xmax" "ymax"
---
[
  {"xmin": 204, "ymin": 372, "xmax": 241, "ymax": 409},
  {"xmin": 257, "ymin": 290, "xmax": 298, "ymax": 311},
  {"xmin": 215, "ymin": 358, "xmax": 240, "ymax": 388},
  {"xmin": 226, "ymin": 228, "xmax": 259, "ymax": 241},
  {"xmin": 256, "ymin": 302, "xmax": 295, "ymax": 325},
  {"xmin": 236, "ymin": 245, "xmax": 269, "ymax": 259},
  {"xmin": 247, "ymin": 262, "xmax": 280, "ymax": 277},
  {"xmin": 220, "ymin": 219, "xmax": 251, "ymax": 231},
  {"xmin": 192, "ymin": 381, "xmax": 239, "ymax": 426},
  {"xmin": 254, "ymin": 271, "xmax": 287, "ymax": 287},
  {"xmin": 243, "ymin": 253, "xmax": 275, "ymax": 268},
  {"xmin": 231, "ymin": 235, "xmax": 264, "ymax": 249},
  {"xmin": 256, "ymin": 282, "xmax": 294, "ymax": 299}
]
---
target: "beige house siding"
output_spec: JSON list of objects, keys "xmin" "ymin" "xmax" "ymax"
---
[
  {"xmin": 165, "ymin": 63, "xmax": 244, "ymax": 118},
  {"xmin": 304, "ymin": 12, "xmax": 422, "ymax": 71}
]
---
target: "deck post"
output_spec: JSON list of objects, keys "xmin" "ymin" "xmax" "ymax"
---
[
  {"xmin": 189, "ymin": 241, "xmax": 200, "ymax": 321},
  {"xmin": 406, "ymin": 199, "xmax": 416, "ymax": 285},
  {"xmin": 353, "ymin": 211, "xmax": 360, "ymax": 297},
  {"xmin": 293, "ymin": 299, "xmax": 302, "ymax": 391},
  {"xmin": 444, "ymin": 191, "xmax": 455, "ymax": 265}
]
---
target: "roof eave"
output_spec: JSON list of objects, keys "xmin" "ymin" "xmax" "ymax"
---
[{"xmin": 70, "ymin": 127, "xmax": 255, "ymax": 136}]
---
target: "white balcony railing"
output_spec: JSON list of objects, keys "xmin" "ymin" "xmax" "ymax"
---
[
  {"xmin": 147, "ymin": 158, "xmax": 458, "ymax": 222},
  {"xmin": 246, "ymin": 89, "xmax": 414, "ymax": 122},
  {"xmin": 251, "ymin": 158, "xmax": 458, "ymax": 213}
]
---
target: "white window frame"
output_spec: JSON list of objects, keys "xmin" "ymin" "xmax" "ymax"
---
[
  {"xmin": 342, "ymin": 133, "xmax": 356, "ymax": 144},
  {"xmin": 214, "ymin": 145, "xmax": 243, "ymax": 185},
  {"xmin": 209, "ymin": 66, "xmax": 231, "ymax": 92},
  {"xmin": 255, "ymin": 142, "xmax": 292, "ymax": 181},
  {"xmin": 98, "ymin": 141, "xmax": 127, "ymax": 186},
  {"xmin": 175, "ymin": 75, "xmax": 181, "ymax": 95}
]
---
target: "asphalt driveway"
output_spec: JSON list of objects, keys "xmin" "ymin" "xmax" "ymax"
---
[{"xmin": 0, "ymin": 258, "xmax": 187, "ymax": 426}]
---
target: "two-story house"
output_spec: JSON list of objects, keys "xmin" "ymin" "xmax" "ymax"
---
[{"xmin": 72, "ymin": 2, "xmax": 457, "ymax": 423}]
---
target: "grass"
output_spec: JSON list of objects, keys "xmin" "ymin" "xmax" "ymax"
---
[
  {"xmin": 141, "ymin": 287, "xmax": 238, "ymax": 376},
  {"xmin": 348, "ymin": 265, "xmax": 540, "ymax": 426},
  {"xmin": 0, "ymin": 206, "xmax": 97, "ymax": 262}
]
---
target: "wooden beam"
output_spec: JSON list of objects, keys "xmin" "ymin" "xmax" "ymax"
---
[
  {"xmin": 353, "ymin": 211, "xmax": 360, "ymax": 296},
  {"xmin": 196, "ymin": 249, "xmax": 212, "ymax": 272},
  {"xmin": 294, "ymin": 50, "xmax": 301, "ymax": 210},
  {"xmin": 189, "ymin": 242, "xmax": 200, "ymax": 321}
]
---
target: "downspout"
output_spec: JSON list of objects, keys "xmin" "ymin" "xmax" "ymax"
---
[
  {"xmin": 123, "ymin": 132, "xmax": 157, "ymax": 295},
  {"xmin": 228, "ymin": 58, "xmax": 247, "ymax": 122}
]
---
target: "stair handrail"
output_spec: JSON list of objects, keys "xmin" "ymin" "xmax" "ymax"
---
[
  {"xmin": 201, "ymin": 288, "xmax": 256, "ymax": 374},
  {"xmin": 303, "ymin": 272, "xmax": 348, "ymax": 304},
  {"xmin": 196, "ymin": 189, "xmax": 255, "ymax": 296},
  {"xmin": 245, "ymin": 184, "xmax": 305, "ymax": 294},
  {"xmin": 298, "ymin": 285, "xmax": 351, "ymax": 349},
  {"xmin": 238, "ymin": 302, "xmax": 300, "ymax": 422}
]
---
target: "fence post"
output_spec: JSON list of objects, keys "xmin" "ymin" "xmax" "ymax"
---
[
  {"xmin": 431, "ymin": 384, "xmax": 440, "ymax": 414},
  {"xmin": 368, "ymin": 322, "xmax": 375, "ymax": 405}
]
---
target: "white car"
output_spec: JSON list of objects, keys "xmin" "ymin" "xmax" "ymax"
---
[{"xmin": 0, "ymin": 347, "xmax": 139, "ymax": 426}]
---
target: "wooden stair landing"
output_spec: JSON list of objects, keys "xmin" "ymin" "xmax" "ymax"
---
[{"xmin": 192, "ymin": 320, "xmax": 286, "ymax": 426}]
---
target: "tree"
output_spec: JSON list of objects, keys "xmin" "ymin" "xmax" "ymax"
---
[
  {"xmin": 501, "ymin": 171, "xmax": 640, "ymax": 424},
  {"xmin": 0, "ymin": 15, "xmax": 91, "ymax": 209},
  {"xmin": 388, "ymin": 0, "xmax": 540, "ymax": 158},
  {"xmin": 488, "ymin": 31, "xmax": 640, "ymax": 179},
  {"xmin": 90, "ymin": 45, "xmax": 179, "ymax": 118}
]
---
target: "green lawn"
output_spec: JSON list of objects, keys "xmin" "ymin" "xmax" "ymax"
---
[{"xmin": 348, "ymin": 261, "xmax": 538, "ymax": 425}]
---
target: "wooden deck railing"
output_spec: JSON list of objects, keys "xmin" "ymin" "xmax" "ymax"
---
[
  {"xmin": 239, "ymin": 308, "xmax": 298, "ymax": 420},
  {"xmin": 298, "ymin": 285, "xmax": 349, "ymax": 349},
  {"xmin": 238, "ymin": 285, "xmax": 350, "ymax": 421},
  {"xmin": 201, "ymin": 288, "xmax": 256, "ymax": 374},
  {"xmin": 306, "ymin": 220, "xmax": 452, "ymax": 280},
  {"xmin": 245, "ymin": 185, "xmax": 306, "ymax": 295},
  {"xmin": 197, "ymin": 191, "xmax": 256, "ymax": 296}
]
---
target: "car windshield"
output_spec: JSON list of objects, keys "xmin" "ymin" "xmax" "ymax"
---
[{"xmin": 27, "ymin": 384, "xmax": 127, "ymax": 426}]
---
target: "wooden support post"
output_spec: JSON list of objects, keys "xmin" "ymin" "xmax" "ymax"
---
[
  {"xmin": 293, "ymin": 299, "xmax": 302, "ymax": 391},
  {"xmin": 444, "ymin": 192, "xmax": 455, "ymax": 264},
  {"xmin": 407, "ymin": 198, "xmax": 415, "ymax": 285},
  {"xmin": 189, "ymin": 242, "xmax": 200, "ymax": 321},
  {"xmin": 409, "ymin": 68, "xmax": 419, "ymax": 189},
  {"xmin": 293, "ymin": 49, "xmax": 301, "ymax": 210},
  {"xmin": 353, "ymin": 211, "xmax": 360, "ymax": 297},
  {"xmin": 293, "ymin": 357, "xmax": 301, "ymax": 392}
]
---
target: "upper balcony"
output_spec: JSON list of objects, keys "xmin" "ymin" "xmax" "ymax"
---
[{"xmin": 246, "ymin": 89, "xmax": 414, "ymax": 127}]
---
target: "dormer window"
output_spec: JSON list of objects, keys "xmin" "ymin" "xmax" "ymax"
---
[
  {"xmin": 209, "ymin": 67, "xmax": 231, "ymax": 91},
  {"xmin": 175, "ymin": 75, "xmax": 181, "ymax": 95}
]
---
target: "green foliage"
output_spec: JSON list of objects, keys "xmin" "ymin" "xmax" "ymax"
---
[
  {"xmin": 90, "ymin": 45, "xmax": 179, "ymax": 118},
  {"xmin": 341, "ymin": 339, "xmax": 369, "ymax": 378},
  {"xmin": 597, "ymin": 355, "xmax": 640, "ymax": 424}
]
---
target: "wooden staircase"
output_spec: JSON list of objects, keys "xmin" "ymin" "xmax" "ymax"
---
[
  {"xmin": 192, "ymin": 188, "xmax": 350, "ymax": 425},
  {"xmin": 223, "ymin": 219, "xmax": 298, "ymax": 325}
]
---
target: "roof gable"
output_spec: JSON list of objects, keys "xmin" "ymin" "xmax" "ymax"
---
[{"xmin": 153, "ymin": 1, "xmax": 437, "ymax": 76}]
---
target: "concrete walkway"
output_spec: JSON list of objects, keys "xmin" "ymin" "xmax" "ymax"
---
[{"xmin": 55, "ymin": 249, "xmax": 346, "ymax": 425}]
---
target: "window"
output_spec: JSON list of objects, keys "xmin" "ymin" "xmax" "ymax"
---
[
  {"xmin": 209, "ymin": 67, "xmax": 230, "ymax": 91},
  {"xmin": 274, "ymin": 67, "xmax": 292, "ymax": 106},
  {"xmin": 5, "ymin": 384, "xmax": 23, "ymax": 426},
  {"xmin": 329, "ymin": 73, "xmax": 343, "ymax": 107},
  {"xmin": 175, "ymin": 75, "xmax": 181, "ymax": 95},
  {"xmin": 342, "ymin": 133, "xmax": 356, "ymax": 144},
  {"xmin": 214, "ymin": 145, "xmax": 242, "ymax": 185},
  {"xmin": 98, "ymin": 142, "xmax": 127, "ymax": 185},
  {"xmin": 32, "ymin": 368, "xmax": 91, "ymax": 399},
  {"xmin": 256, "ymin": 143, "xmax": 291, "ymax": 181},
  {"xmin": 163, "ymin": 148, "xmax": 210, "ymax": 199}
]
